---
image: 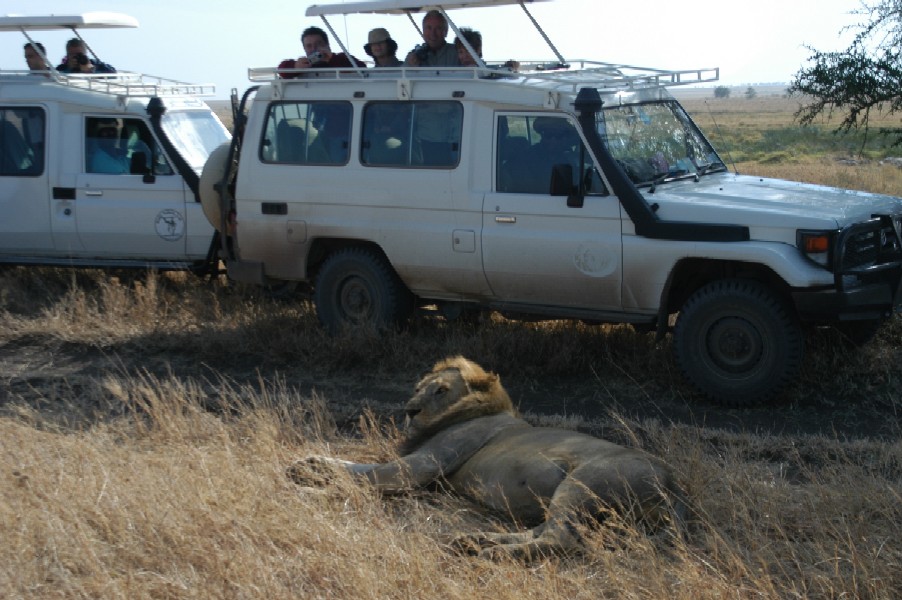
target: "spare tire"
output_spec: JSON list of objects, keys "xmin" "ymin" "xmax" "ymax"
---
[{"xmin": 198, "ymin": 141, "xmax": 233, "ymax": 232}]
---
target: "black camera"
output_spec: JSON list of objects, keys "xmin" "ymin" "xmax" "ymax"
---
[
  {"xmin": 74, "ymin": 52, "xmax": 89, "ymax": 66},
  {"xmin": 413, "ymin": 44, "xmax": 430, "ymax": 62}
]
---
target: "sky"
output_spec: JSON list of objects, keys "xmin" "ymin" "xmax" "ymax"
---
[{"xmin": 2, "ymin": 0, "xmax": 866, "ymax": 100}]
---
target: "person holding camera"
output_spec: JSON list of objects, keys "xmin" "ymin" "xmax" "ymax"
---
[
  {"xmin": 277, "ymin": 26, "xmax": 365, "ymax": 78},
  {"xmin": 404, "ymin": 10, "xmax": 460, "ymax": 67},
  {"xmin": 364, "ymin": 28, "xmax": 402, "ymax": 68},
  {"xmin": 56, "ymin": 38, "xmax": 116, "ymax": 74}
]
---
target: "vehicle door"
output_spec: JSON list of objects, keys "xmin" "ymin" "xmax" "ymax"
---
[
  {"xmin": 72, "ymin": 116, "xmax": 188, "ymax": 258},
  {"xmin": 0, "ymin": 106, "xmax": 51, "ymax": 254},
  {"xmin": 482, "ymin": 113, "xmax": 623, "ymax": 310}
]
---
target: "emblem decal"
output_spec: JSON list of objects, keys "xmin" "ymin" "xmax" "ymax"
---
[{"xmin": 155, "ymin": 209, "xmax": 185, "ymax": 241}]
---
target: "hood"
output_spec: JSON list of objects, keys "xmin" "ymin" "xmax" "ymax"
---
[{"xmin": 647, "ymin": 173, "xmax": 902, "ymax": 232}]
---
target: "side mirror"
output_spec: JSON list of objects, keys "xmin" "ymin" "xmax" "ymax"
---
[
  {"xmin": 130, "ymin": 151, "xmax": 155, "ymax": 183},
  {"xmin": 550, "ymin": 164, "xmax": 583, "ymax": 207}
]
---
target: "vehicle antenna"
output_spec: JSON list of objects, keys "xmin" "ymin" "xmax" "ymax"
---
[{"xmin": 704, "ymin": 99, "xmax": 739, "ymax": 174}]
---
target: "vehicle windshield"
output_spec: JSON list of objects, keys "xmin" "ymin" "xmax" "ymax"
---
[
  {"xmin": 161, "ymin": 110, "xmax": 230, "ymax": 173},
  {"xmin": 597, "ymin": 100, "xmax": 726, "ymax": 187}
]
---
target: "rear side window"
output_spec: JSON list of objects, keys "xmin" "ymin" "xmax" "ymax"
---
[
  {"xmin": 361, "ymin": 101, "xmax": 462, "ymax": 168},
  {"xmin": 261, "ymin": 101, "xmax": 352, "ymax": 165},
  {"xmin": 0, "ymin": 107, "xmax": 44, "ymax": 176}
]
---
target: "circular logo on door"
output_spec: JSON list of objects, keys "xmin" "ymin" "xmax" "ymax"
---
[{"xmin": 155, "ymin": 209, "xmax": 185, "ymax": 241}]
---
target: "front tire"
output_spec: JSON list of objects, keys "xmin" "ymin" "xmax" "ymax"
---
[
  {"xmin": 314, "ymin": 247, "xmax": 413, "ymax": 333},
  {"xmin": 673, "ymin": 279, "xmax": 803, "ymax": 406}
]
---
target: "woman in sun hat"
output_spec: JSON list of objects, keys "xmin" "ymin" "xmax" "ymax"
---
[{"xmin": 364, "ymin": 28, "xmax": 402, "ymax": 67}]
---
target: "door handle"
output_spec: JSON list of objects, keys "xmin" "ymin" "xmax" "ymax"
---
[
  {"xmin": 85, "ymin": 190, "xmax": 103, "ymax": 197},
  {"xmin": 495, "ymin": 216, "xmax": 517, "ymax": 224}
]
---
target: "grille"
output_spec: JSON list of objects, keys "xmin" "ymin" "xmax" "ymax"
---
[{"xmin": 838, "ymin": 215, "xmax": 902, "ymax": 272}]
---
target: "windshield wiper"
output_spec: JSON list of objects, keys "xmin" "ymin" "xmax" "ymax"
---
[
  {"xmin": 645, "ymin": 169, "xmax": 693, "ymax": 193},
  {"xmin": 696, "ymin": 162, "xmax": 727, "ymax": 177}
]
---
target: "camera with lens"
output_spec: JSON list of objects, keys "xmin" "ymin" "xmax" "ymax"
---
[
  {"xmin": 73, "ymin": 52, "xmax": 89, "ymax": 66},
  {"xmin": 412, "ymin": 44, "xmax": 430, "ymax": 62},
  {"xmin": 307, "ymin": 51, "xmax": 325, "ymax": 65}
]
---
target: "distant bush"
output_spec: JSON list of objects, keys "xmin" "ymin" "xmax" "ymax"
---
[
  {"xmin": 714, "ymin": 86, "xmax": 731, "ymax": 98},
  {"xmin": 745, "ymin": 86, "xmax": 757, "ymax": 99}
]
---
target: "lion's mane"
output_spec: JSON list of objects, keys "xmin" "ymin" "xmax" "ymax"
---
[{"xmin": 398, "ymin": 356, "xmax": 516, "ymax": 455}]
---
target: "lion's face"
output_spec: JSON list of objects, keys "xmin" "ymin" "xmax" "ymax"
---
[
  {"xmin": 399, "ymin": 357, "xmax": 515, "ymax": 452},
  {"xmin": 405, "ymin": 369, "xmax": 472, "ymax": 433}
]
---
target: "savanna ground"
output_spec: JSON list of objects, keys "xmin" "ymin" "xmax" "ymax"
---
[{"xmin": 1, "ymin": 89, "xmax": 901, "ymax": 598}]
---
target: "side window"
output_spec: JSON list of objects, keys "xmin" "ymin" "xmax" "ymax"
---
[
  {"xmin": 85, "ymin": 117, "xmax": 172, "ymax": 175},
  {"xmin": 361, "ymin": 101, "xmax": 462, "ymax": 168},
  {"xmin": 496, "ymin": 115, "xmax": 606, "ymax": 195},
  {"xmin": 261, "ymin": 101, "xmax": 352, "ymax": 165},
  {"xmin": 0, "ymin": 107, "xmax": 44, "ymax": 176}
]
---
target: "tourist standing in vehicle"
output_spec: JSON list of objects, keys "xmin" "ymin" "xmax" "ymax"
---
[
  {"xmin": 278, "ymin": 26, "xmax": 365, "ymax": 76},
  {"xmin": 56, "ymin": 38, "xmax": 116, "ymax": 74},
  {"xmin": 405, "ymin": 10, "xmax": 460, "ymax": 67},
  {"xmin": 454, "ymin": 28, "xmax": 520, "ymax": 72},
  {"xmin": 454, "ymin": 28, "xmax": 482, "ymax": 66},
  {"xmin": 364, "ymin": 28, "xmax": 402, "ymax": 67},
  {"xmin": 23, "ymin": 42, "xmax": 49, "ymax": 71}
]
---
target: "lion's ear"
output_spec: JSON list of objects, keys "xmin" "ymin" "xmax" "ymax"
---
[{"xmin": 468, "ymin": 372, "xmax": 499, "ymax": 393}]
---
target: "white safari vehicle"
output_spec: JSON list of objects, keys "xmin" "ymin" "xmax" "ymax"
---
[
  {"xmin": 202, "ymin": 0, "xmax": 902, "ymax": 405},
  {"xmin": 1, "ymin": 12, "xmax": 230, "ymax": 273}
]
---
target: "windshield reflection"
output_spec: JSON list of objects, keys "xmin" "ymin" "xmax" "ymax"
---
[
  {"xmin": 161, "ymin": 111, "xmax": 230, "ymax": 173},
  {"xmin": 597, "ymin": 100, "xmax": 726, "ymax": 187}
]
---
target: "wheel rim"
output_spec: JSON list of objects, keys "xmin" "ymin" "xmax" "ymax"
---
[
  {"xmin": 704, "ymin": 316, "xmax": 765, "ymax": 374},
  {"xmin": 337, "ymin": 274, "xmax": 375, "ymax": 322}
]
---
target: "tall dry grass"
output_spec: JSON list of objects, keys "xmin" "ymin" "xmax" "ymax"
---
[{"xmin": 2, "ymin": 368, "xmax": 900, "ymax": 599}]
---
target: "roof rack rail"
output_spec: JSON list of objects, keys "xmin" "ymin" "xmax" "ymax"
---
[
  {"xmin": 2, "ymin": 70, "xmax": 217, "ymax": 97},
  {"xmin": 247, "ymin": 61, "xmax": 718, "ymax": 92}
]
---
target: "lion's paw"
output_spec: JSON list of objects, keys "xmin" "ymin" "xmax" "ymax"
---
[
  {"xmin": 448, "ymin": 534, "xmax": 498, "ymax": 557},
  {"xmin": 285, "ymin": 455, "xmax": 351, "ymax": 487}
]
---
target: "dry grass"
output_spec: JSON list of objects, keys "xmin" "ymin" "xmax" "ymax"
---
[
  {"xmin": 2, "ymin": 94, "xmax": 902, "ymax": 598},
  {"xmin": 2, "ymin": 371, "xmax": 900, "ymax": 599}
]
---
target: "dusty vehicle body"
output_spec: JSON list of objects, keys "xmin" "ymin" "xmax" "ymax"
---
[
  {"xmin": 203, "ymin": 0, "xmax": 902, "ymax": 405},
  {"xmin": 0, "ymin": 12, "xmax": 230, "ymax": 273}
]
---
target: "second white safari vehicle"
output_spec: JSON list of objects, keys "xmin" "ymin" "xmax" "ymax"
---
[{"xmin": 1, "ymin": 12, "xmax": 230, "ymax": 273}]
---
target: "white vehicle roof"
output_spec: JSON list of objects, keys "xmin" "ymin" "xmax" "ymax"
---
[
  {"xmin": 305, "ymin": 0, "xmax": 552, "ymax": 16},
  {"xmin": 0, "ymin": 12, "xmax": 138, "ymax": 32}
]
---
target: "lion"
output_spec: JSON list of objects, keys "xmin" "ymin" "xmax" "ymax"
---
[{"xmin": 292, "ymin": 357, "xmax": 687, "ymax": 560}]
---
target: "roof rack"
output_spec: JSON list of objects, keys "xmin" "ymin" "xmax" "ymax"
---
[
  {"xmin": 1, "ymin": 70, "xmax": 216, "ymax": 97},
  {"xmin": 248, "ymin": 61, "xmax": 718, "ymax": 93}
]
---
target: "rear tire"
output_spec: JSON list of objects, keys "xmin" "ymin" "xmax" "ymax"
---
[
  {"xmin": 314, "ymin": 247, "xmax": 413, "ymax": 333},
  {"xmin": 673, "ymin": 279, "xmax": 803, "ymax": 406}
]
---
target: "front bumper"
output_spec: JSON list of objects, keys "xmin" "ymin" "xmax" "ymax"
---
[{"xmin": 795, "ymin": 214, "xmax": 902, "ymax": 322}]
